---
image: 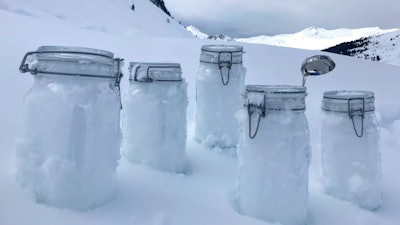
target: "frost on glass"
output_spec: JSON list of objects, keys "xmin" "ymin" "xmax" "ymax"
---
[
  {"xmin": 122, "ymin": 75, "xmax": 188, "ymax": 173},
  {"xmin": 16, "ymin": 76, "xmax": 121, "ymax": 210},
  {"xmin": 194, "ymin": 52, "xmax": 246, "ymax": 149},
  {"xmin": 236, "ymin": 87, "xmax": 310, "ymax": 225},
  {"xmin": 321, "ymin": 111, "xmax": 382, "ymax": 210}
]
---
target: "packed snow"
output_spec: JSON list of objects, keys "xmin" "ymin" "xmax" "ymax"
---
[{"xmin": 1, "ymin": 0, "xmax": 400, "ymax": 225}]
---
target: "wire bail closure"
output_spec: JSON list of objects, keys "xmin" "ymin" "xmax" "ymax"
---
[
  {"xmin": 218, "ymin": 52, "xmax": 233, "ymax": 86},
  {"xmin": 348, "ymin": 98, "xmax": 365, "ymax": 137},
  {"xmin": 247, "ymin": 95, "xmax": 266, "ymax": 139},
  {"xmin": 129, "ymin": 63, "xmax": 182, "ymax": 83},
  {"xmin": 200, "ymin": 45, "xmax": 243, "ymax": 86},
  {"xmin": 19, "ymin": 50, "xmax": 124, "ymax": 91}
]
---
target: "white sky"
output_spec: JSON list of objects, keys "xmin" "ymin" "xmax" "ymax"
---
[{"xmin": 165, "ymin": 0, "xmax": 400, "ymax": 37}]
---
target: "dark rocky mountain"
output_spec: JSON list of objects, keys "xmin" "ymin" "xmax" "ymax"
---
[{"xmin": 149, "ymin": 0, "xmax": 171, "ymax": 16}]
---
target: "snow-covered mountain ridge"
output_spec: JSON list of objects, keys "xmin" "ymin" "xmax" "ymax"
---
[
  {"xmin": 236, "ymin": 26, "xmax": 398, "ymax": 50},
  {"xmin": 187, "ymin": 26, "xmax": 400, "ymax": 66},
  {"xmin": 186, "ymin": 25, "xmax": 234, "ymax": 41},
  {"xmin": 323, "ymin": 30, "xmax": 400, "ymax": 67}
]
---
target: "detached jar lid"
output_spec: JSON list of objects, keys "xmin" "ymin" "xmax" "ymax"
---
[
  {"xmin": 322, "ymin": 90, "xmax": 375, "ymax": 113},
  {"xmin": 129, "ymin": 62, "xmax": 182, "ymax": 82},
  {"xmin": 246, "ymin": 85, "xmax": 307, "ymax": 111},
  {"xmin": 200, "ymin": 45, "xmax": 243, "ymax": 64},
  {"xmin": 19, "ymin": 45, "xmax": 123, "ymax": 80}
]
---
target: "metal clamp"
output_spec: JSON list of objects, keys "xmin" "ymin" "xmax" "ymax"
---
[
  {"xmin": 130, "ymin": 64, "xmax": 182, "ymax": 83},
  {"xmin": 247, "ymin": 95, "xmax": 266, "ymax": 139},
  {"xmin": 19, "ymin": 51, "xmax": 123, "ymax": 86},
  {"xmin": 217, "ymin": 52, "xmax": 233, "ymax": 86},
  {"xmin": 348, "ymin": 98, "xmax": 365, "ymax": 137}
]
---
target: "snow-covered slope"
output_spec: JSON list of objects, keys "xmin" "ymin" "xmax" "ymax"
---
[
  {"xmin": 323, "ymin": 30, "xmax": 400, "ymax": 67},
  {"xmin": 236, "ymin": 27, "xmax": 398, "ymax": 50},
  {"xmin": 2, "ymin": 2, "xmax": 400, "ymax": 225},
  {"xmin": 186, "ymin": 25, "xmax": 233, "ymax": 41},
  {"xmin": 0, "ymin": 0, "xmax": 192, "ymax": 38},
  {"xmin": 186, "ymin": 25, "xmax": 209, "ymax": 39}
]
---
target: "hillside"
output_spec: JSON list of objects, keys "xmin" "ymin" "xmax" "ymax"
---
[
  {"xmin": 0, "ymin": 0, "xmax": 192, "ymax": 38},
  {"xmin": 323, "ymin": 30, "xmax": 400, "ymax": 67}
]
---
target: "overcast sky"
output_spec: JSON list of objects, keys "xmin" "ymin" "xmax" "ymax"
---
[{"xmin": 165, "ymin": 0, "xmax": 399, "ymax": 37}]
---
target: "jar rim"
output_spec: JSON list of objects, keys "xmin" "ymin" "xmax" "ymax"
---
[
  {"xmin": 37, "ymin": 46, "xmax": 114, "ymax": 59},
  {"xmin": 201, "ymin": 45, "xmax": 243, "ymax": 53},
  {"xmin": 246, "ymin": 85, "xmax": 306, "ymax": 94},
  {"xmin": 323, "ymin": 90, "xmax": 374, "ymax": 100}
]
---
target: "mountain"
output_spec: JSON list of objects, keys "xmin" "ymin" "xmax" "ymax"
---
[
  {"xmin": 323, "ymin": 30, "xmax": 400, "ymax": 67},
  {"xmin": 236, "ymin": 27, "xmax": 397, "ymax": 50},
  {"xmin": 189, "ymin": 25, "xmax": 400, "ymax": 66},
  {"xmin": 186, "ymin": 25, "xmax": 209, "ymax": 39},
  {"xmin": 186, "ymin": 25, "xmax": 233, "ymax": 41},
  {"xmin": 149, "ymin": 0, "xmax": 171, "ymax": 16},
  {"xmin": 2, "ymin": 1, "xmax": 400, "ymax": 225}
]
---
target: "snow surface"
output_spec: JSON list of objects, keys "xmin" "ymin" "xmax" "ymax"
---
[
  {"xmin": 236, "ymin": 27, "xmax": 398, "ymax": 50},
  {"xmin": 352, "ymin": 30, "xmax": 400, "ymax": 67},
  {"xmin": 2, "ymin": 1, "xmax": 400, "ymax": 225}
]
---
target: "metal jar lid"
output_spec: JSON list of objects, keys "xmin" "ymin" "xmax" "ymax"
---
[
  {"xmin": 200, "ymin": 45, "xmax": 243, "ymax": 64},
  {"xmin": 19, "ymin": 45, "xmax": 123, "ymax": 84},
  {"xmin": 246, "ymin": 85, "xmax": 307, "ymax": 111},
  {"xmin": 129, "ymin": 62, "xmax": 182, "ymax": 83},
  {"xmin": 322, "ymin": 90, "xmax": 375, "ymax": 113}
]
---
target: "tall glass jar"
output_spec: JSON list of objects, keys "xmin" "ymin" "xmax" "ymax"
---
[
  {"xmin": 321, "ymin": 90, "xmax": 381, "ymax": 210},
  {"xmin": 122, "ymin": 62, "xmax": 188, "ymax": 173},
  {"xmin": 237, "ymin": 85, "xmax": 310, "ymax": 225},
  {"xmin": 195, "ymin": 45, "xmax": 246, "ymax": 149},
  {"xmin": 17, "ymin": 46, "xmax": 123, "ymax": 210}
]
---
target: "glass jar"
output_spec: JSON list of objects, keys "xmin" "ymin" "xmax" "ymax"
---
[
  {"xmin": 195, "ymin": 45, "xmax": 246, "ymax": 149},
  {"xmin": 17, "ymin": 46, "xmax": 123, "ymax": 210},
  {"xmin": 321, "ymin": 90, "xmax": 381, "ymax": 210},
  {"xmin": 237, "ymin": 85, "xmax": 310, "ymax": 225},
  {"xmin": 122, "ymin": 62, "xmax": 187, "ymax": 173}
]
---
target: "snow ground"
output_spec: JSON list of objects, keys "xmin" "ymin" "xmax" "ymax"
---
[{"xmin": 1, "ymin": 1, "xmax": 400, "ymax": 225}]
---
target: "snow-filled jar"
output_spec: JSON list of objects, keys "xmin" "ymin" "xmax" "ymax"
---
[
  {"xmin": 122, "ymin": 62, "xmax": 188, "ymax": 173},
  {"xmin": 17, "ymin": 46, "xmax": 123, "ymax": 210},
  {"xmin": 321, "ymin": 90, "xmax": 381, "ymax": 210},
  {"xmin": 195, "ymin": 45, "xmax": 246, "ymax": 149},
  {"xmin": 237, "ymin": 85, "xmax": 310, "ymax": 225}
]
